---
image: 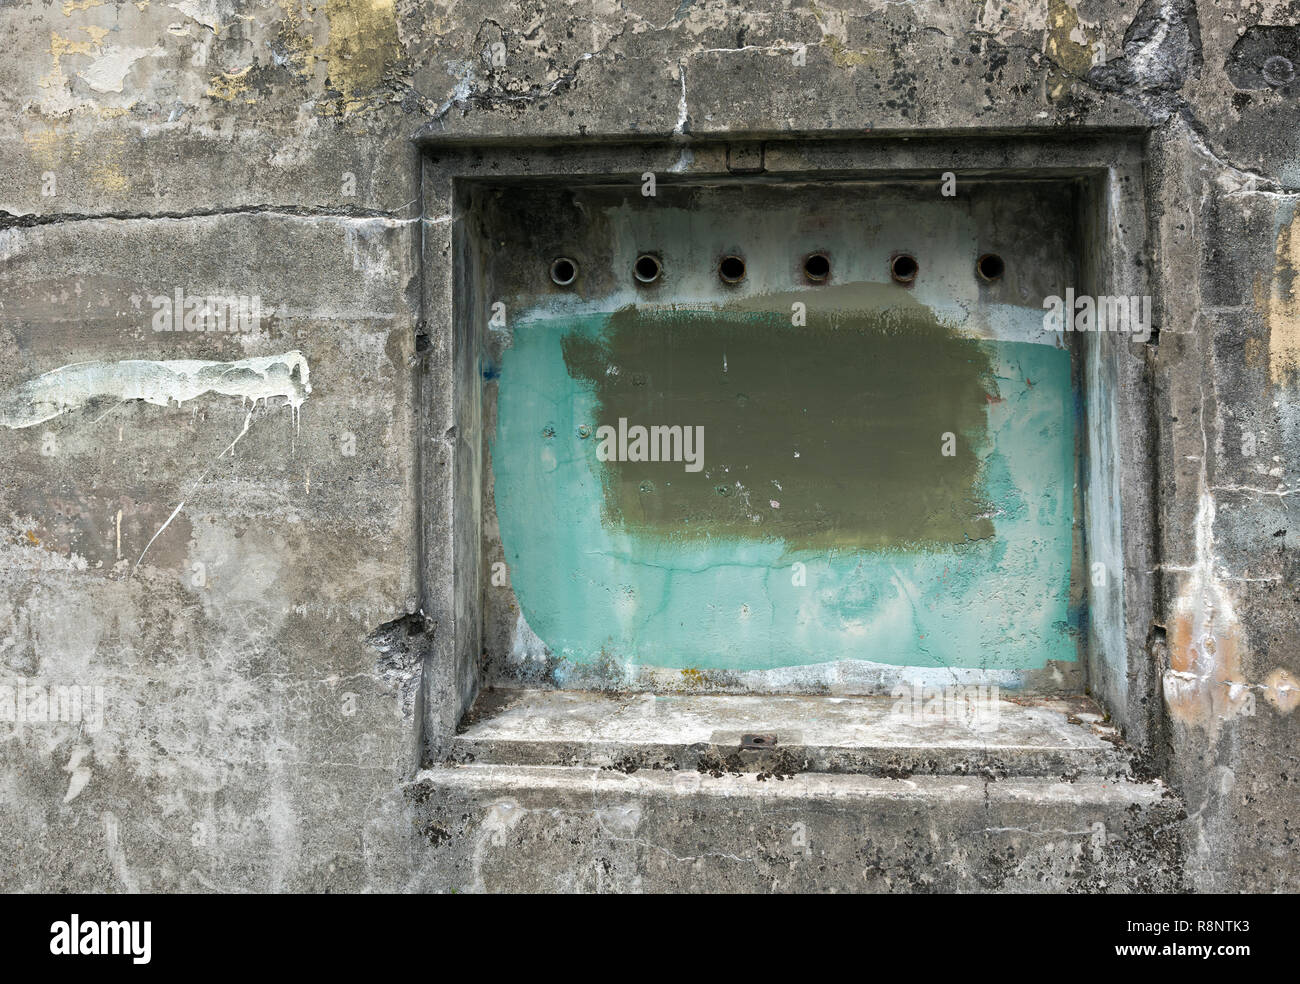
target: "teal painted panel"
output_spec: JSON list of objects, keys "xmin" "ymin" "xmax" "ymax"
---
[{"xmin": 490, "ymin": 307, "xmax": 1077, "ymax": 674}]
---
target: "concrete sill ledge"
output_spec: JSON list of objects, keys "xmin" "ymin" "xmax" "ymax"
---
[
  {"xmin": 404, "ymin": 764, "xmax": 1183, "ymax": 892},
  {"xmin": 410, "ymin": 693, "xmax": 1184, "ymax": 891},
  {"xmin": 447, "ymin": 688, "xmax": 1135, "ymax": 779}
]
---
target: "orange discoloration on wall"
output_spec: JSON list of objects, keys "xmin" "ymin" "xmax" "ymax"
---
[
  {"xmin": 1163, "ymin": 490, "xmax": 1252, "ymax": 733},
  {"xmin": 1263, "ymin": 669, "xmax": 1300, "ymax": 714},
  {"xmin": 1243, "ymin": 336, "xmax": 1267, "ymax": 369},
  {"xmin": 1260, "ymin": 212, "xmax": 1300, "ymax": 385}
]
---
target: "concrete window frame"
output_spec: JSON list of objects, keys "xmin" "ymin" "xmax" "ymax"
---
[{"xmin": 414, "ymin": 132, "xmax": 1156, "ymax": 766}]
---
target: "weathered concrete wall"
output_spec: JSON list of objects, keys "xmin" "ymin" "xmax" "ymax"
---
[{"xmin": 0, "ymin": 0, "xmax": 1297, "ymax": 892}]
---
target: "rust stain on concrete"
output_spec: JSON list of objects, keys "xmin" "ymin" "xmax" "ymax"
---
[
  {"xmin": 1259, "ymin": 211, "xmax": 1300, "ymax": 385},
  {"xmin": 1263, "ymin": 669, "xmax": 1300, "ymax": 714},
  {"xmin": 1164, "ymin": 489, "xmax": 1252, "ymax": 732}
]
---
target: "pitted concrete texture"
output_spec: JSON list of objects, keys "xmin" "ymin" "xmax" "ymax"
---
[{"xmin": 0, "ymin": 0, "xmax": 1298, "ymax": 892}]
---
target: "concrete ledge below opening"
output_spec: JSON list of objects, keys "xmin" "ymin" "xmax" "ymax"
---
[
  {"xmin": 405, "ymin": 764, "xmax": 1183, "ymax": 892},
  {"xmin": 449, "ymin": 689, "xmax": 1136, "ymax": 779}
]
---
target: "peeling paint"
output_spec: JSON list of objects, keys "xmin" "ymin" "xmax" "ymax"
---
[
  {"xmin": 169, "ymin": 0, "xmax": 223, "ymax": 34},
  {"xmin": 1045, "ymin": 0, "xmax": 1099, "ymax": 93},
  {"xmin": 272, "ymin": 1, "xmax": 318, "ymax": 76},
  {"xmin": 40, "ymin": 32, "xmax": 98, "ymax": 92},
  {"xmin": 78, "ymin": 44, "xmax": 165, "ymax": 94}
]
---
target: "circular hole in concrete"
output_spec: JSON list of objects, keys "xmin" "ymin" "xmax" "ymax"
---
[
  {"xmin": 891, "ymin": 253, "xmax": 918, "ymax": 285},
  {"xmin": 1262, "ymin": 55, "xmax": 1295, "ymax": 87},
  {"xmin": 634, "ymin": 254, "xmax": 662, "ymax": 284},
  {"xmin": 550, "ymin": 257, "xmax": 577, "ymax": 287},
  {"xmin": 719, "ymin": 254, "xmax": 746, "ymax": 284},
  {"xmin": 976, "ymin": 253, "xmax": 1005, "ymax": 283},
  {"xmin": 803, "ymin": 252, "xmax": 831, "ymax": 282}
]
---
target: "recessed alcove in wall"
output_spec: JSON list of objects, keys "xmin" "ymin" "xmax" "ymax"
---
[{"xmin": 417, "ymin": 135, "xmax": 1155, "ymax": 762}]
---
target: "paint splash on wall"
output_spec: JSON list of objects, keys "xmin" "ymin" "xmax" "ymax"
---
[
  {"xmin": 560, "ymin": 305, "xmax": 998, "ymax": 551},
  {"xmin": 0, "ymin": 351, "xmax": 311, "ymax": 429}
]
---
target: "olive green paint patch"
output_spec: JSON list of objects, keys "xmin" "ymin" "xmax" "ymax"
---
[{"xmin": 561, "ymin": 304, "xmax": 998, "ymax": 551}]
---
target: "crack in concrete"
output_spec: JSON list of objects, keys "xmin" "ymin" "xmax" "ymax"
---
[{"xmin": 0, "ymin": 204, "xmax": 418, "ymax": 230}]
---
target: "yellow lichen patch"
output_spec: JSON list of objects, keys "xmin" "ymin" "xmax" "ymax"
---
[
  {"xmin": 1044, "ymin": 0, "xmax": 1100, "ymax": 98},
  {"xmin": 62, "ymin": 0, "xmax": 103, "ymax": 14},
  {"xmin": 24, "ymin": 126, "xmax": 66, "ymax": 169},
  {"xmin": 207, "ymin": 65, "xmax": 254, "ymax": 102},
  {"xmin": 276, "ymin": 0, "xmax": 318, "ymax": 75},
  {"xmin": 1263, "ymin": 669, "xmax": 1300, "ymax": 714},
  {"xmin": 679, "ymin": 667, "xmax": 708, "ymax": 688},
  {"xmin": 804, "ymin": 0, "xmax": 878, "ymax": 69},
  {"xmin": 24, "ymin": 124, "xmax": 132, "ymax": 194},
  {"xmin": 41, "ymin": 32, "xmax": 98, "ymax": 90},
  {"xmin": 823, "ymin": 35, "xmax": 871, "ymax": 69},
  {"xmin": 87, "ymin": 132, "xmax": 130, "ymax": 192},
  {"xmin": 92, "ymin": 162, "xmax": 129, "ymax": 193},
  {"xmin": 323, "ymin": 0, "xmax": 401, "ymax": 111},
  {"xmin": 1259, "ymin": 211, "xmax": 1300, "ymax": 385}
]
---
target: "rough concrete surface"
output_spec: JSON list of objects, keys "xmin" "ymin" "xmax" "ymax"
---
[{"xmin": 0, "ymin": 0, "xmax": 1297, "ymax": 893}]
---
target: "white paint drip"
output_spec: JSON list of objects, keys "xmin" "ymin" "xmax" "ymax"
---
[
  {"xmin": 133, "ymin": 409, "xmax": 254, "ymax": 573},
  {"xmin": 0, "ymin": 351, "xmax": 313, "ymax": 572},
  {"xmin": 1163, "ymin": 485, "xmax": 1239, "ymax": 705},
  {"xmin": 668, "ymin": 61, "xmax": 694, "ymax": 173},
  {"xmin": 674, "ymin": 62, "xmax": 688, "ymax": 133},
  {"xmin": 63, "ymin": 746, "xmax": 93, "ymax": 804},
  {"xmin": 102, "ymin": 811, "xmax": 139, "ymax": 894},
  {"xmin": 471, "ymin": 799, "xmax": 527, "ymax": 893},
  {"xmin": 1128, "ymin": 2, "xmax": 1173, "ymax": 84},
  {"xmin": 1163, "ymin": 384, "xmax": 1249, "ymax": 729},
  {"xmin": 0, "ymin": 351, "xmax": 311, "ymax": 430}
]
